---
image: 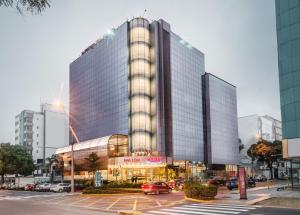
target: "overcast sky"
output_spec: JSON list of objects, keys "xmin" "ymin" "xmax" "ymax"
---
[{"xmin": 0, "ymin": 0, "xmax": 280, "ymax": 143}]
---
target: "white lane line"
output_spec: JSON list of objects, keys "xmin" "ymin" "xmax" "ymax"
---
[
  {"xmin": 105, "ymin": 198, "xmax": 121, "ymax": 210},
  {"xmin": 132, "ymin": 199, "xmax": 137, "ymax": 210},
  {"xmin": 170, "ymin": 207, "xmax": 237, "ymax": 214},
  {"xmin": 182, "ymin": 205, "xmax": 249, "ymax": 212},
  {"xmin": 69, "ymin": 197, "xmax": 91, "ymax": 205},
  {"xmin": 148, "ymin": 211, "xmax": 188, "ymax": 215},
  {"xmin": 191, "ymin": 204, "xmax": 256, "ymax": 209},
  {"xmin": 163, "ymin": 208, "xmax": 227, "ymax": 215},
  {"xmin": 155, "ymin": 200, "xmax": 162, "ymax": 207},
  {"xmin": 85, "ymin": 198, "xmax": 104, "ymax": 207}
]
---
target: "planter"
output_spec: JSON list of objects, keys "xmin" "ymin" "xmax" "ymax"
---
[{"xmin": 184, "ymin": 182, "xmax": 217, "ymax": 200}]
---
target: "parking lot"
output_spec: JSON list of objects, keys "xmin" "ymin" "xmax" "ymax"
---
[{"xmin": 0, "ymin": 189, "xmax": 186, "ymax": 213}]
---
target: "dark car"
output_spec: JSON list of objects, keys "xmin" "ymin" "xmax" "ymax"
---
[
  {"xmin": 208, "ymin": 176, "xmax": 226, "ymax": 186},
  {"xmin": 247, "ymin": 177, "xmax": 256, "ymax": 188},
  {"xmin": 141, "ymin": 182, "xmax": 172, "ymax": 195},
  {"xmin": 227, "ymin": 178, "xmax": 238, "ymax": 190}
]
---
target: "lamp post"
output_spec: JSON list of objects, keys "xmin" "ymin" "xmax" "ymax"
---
[
  {"xmin": 71, "ymin": 142, "xmax": 74, "ymax": 193},
  {"xmin": 69, "ymin": 125, "xmax": 79, "ymax": 193}
]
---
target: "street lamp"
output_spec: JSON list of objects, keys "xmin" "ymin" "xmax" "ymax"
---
[{"xmin": 69, "ymin": 125, "xmax": 79, "ymax": 193}]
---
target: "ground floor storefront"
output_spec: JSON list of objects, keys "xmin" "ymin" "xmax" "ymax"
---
[{"xmin": 62, "ymin": 155, "xmax": 237, "ymax": 183}]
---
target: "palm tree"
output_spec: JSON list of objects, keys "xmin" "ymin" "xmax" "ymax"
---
[
  {"xmin": 47, "ymin": 154, "xmax": 64, "ymax": 183},
  {"xmin": 84, "ymin": 152, "xmax": 101, "ymax": 184}
]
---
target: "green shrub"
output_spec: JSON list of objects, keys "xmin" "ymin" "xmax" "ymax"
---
[
  {"xmin": 82, "ymin": 187, "xmax": 141, "ymax": 194},
  {"xmin": 184, "ymin": 182, "xmax": 217, "ymax": 200}
]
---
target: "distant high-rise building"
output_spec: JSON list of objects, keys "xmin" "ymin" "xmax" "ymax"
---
[
  {"xmin": 275, "ymin": 0, "xmax": 300, "ymax": 186},
  {"xmin": 15, "ymin": 103, "xmax": 69, "ymax": 174}
]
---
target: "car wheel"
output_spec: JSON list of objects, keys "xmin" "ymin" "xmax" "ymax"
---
[
  {"xmin": 144, "ymin": 192, "xmax": 148, "ymax": 195},
  {"xmin": 58, "ymin": 189, "xmax": 63, "ymax": 193}
]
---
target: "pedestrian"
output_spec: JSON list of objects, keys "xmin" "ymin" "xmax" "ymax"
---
[
  {"xmin": 131, "ymin": 176, "xmax": 134, "ymax": 183},
  {"xmin": 134, "ymin": 176, "xmax": 138, "ymax": 184}
]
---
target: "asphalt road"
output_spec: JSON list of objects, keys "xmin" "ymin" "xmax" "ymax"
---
[
  {"xmin": 0, "ymin": 199, "xmax": 114, "ymax": 215},
  {"xmin": 1, "ymin": 190, "xmax": 300, "ymax": 215}
]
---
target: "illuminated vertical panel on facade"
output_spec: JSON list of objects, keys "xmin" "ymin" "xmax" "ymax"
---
[{"xmin": 129, "ymin": 18, "xmax": 154, "ymax": 155}]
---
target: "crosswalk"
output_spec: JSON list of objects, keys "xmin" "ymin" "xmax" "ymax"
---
[
  {"xmin": 144, "ymin": 203, "xmax": 261, "ymax": 215},
  {"xmin": 0, "ymin": 193, "xmax": 71, "ymax": 201}
]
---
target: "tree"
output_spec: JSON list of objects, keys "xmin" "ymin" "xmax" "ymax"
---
[
  {"xmin": 0, "ymin": 143, "xmax": 34, "ymax": 184},
  {"xmin": 239, "ymin": 138, "xmax": 244, "ymax": 152},
  {"xmin": 0, "ymin": 0, "xmax": 50, "ymax": 14},
  {"xmin": 46, "ymin": 154, "xmax": 64, "ymax": 183},
  {"xmin": 255, "ymin": 140, "xmax": 282, "ymax": 180},
  {"xmin": 247, "ymin": 144, "xmax": 257, "ymax": 177},
  {"xmin": 84, "ymin": 152, "xmax": 100, "ymax": 184},
  {"xmin": 246, "ymin": 140, "xmax": 282, "ymax": 179}
]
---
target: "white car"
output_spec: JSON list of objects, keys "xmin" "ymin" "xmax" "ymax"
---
[
  {"xmin": 50, "ymin": 183, "xmax": 71, "ymax": 192},
  {"xmin": 36, "ymin": 183, "xmax": 51, "ymax": 192}
]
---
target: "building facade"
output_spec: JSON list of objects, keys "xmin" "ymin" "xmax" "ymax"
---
[
  {"xmin": 67, "ymin": 17, "xmax": 239, "ymax": 181},
  {"xmin": 15, "ymin": 110, "xmax": 44, "ymax": 163},
  {"xmin": 15, "ymin": 103, "xmax": 69, "ymax": 175},
  {"xmin": 275, "ymin": 0, "xmax": 300, "ymax": 186},
  {"xmin": 238, "ymin": 115, "xmax": 282, "ymax": 167},
  {"xmin": 202, "ymin": 73, "xmax": 239, "ymax": 166}
]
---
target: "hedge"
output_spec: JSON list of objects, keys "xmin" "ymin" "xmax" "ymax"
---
[
  {"xmin": 82, "ymin": 187, "xmax": 141, "ymax": 194},
  {"xmin": 82, "ymin": 182, "xmax": 143, "ymax": 194},
  {"xmin": 184, "ymin": 182, "xmax": 217, "ymax": 200}
]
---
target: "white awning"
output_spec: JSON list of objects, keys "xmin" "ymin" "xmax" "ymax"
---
[{"xmin": 55, "ymin": 135, "xmax": 111, "ymax": 154}]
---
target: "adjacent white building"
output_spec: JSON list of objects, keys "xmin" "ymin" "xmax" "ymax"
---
[
  {"xmin": 15, "ymin": 103, "xmax": 69, "ymax": 174},
  {"xmin": 238, "ymin": 114, "xmax": 282, "ymax": 166}
]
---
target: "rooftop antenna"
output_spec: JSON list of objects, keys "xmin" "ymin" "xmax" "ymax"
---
[{"xmin": 143, "ymin": 9, "xmax": 147, "ymax": 18}]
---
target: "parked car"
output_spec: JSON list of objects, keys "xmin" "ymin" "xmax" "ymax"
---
[
  {"xmin": 141, "ymin": 182, "xmax": 172, "ymax": 195},
  {"xmin": 168, "ymin": 179, "xmax": 185, "ymax": 190},
  {"xmin": 24, "ymin": 183, "xmax": 35, "ymax": 191},
  {"xmin": 247, "ymin": 177, "xmax": 256, "ymax": 188},
  {"xmin": 50, "ymin": 183, "xmax": 71, "ymax": 192},
  {"xmin": 36, "ymin": 183, "xmax": 51, "ymax": 192},
  {"xmin": 227, "ymin": 178, "xmax": 238, "ymax": 190},
  {"xmin": 254, "ymin": 174, "xmax": 267, "ymax": 182},
  {"xmin": 208, "ymin": 176, "xmax": 226, "ymax": 186}
]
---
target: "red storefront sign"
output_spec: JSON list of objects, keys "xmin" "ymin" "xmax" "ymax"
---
[
  {"xmin": 122, "ymin": 156, "xmax": 163, "ymax": 164},
  {"xmin": 239, "ymin": 166, "xmax": 247, "ymax": 199}
]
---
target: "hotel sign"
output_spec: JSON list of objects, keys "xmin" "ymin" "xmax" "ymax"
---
[{"xmin": 115, "ymin": 156, "xmax": 166, "ymax": 166}]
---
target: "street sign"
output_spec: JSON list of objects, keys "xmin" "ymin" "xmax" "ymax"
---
[
  {"xmin": 239, "ymin": 166, "xmax": 247, "ymax": 199},
  {"xmin": 95, "ymin": 170, "xmax": 103, "ymax": 187}
]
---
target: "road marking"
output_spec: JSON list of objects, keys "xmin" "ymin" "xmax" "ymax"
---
[
  {"xmin": 155, "ymin": 200, "xmax": 161, "ymax": 207},
  {"xmin": 132, "ymin": 199, "xmax": 137, "ymax": 210},
  {"xmin": 192, "ymin": 203, "xmax": 257, "ymax": 209},
  {"xmin": 183, "ymin": 205, "xmax": 249, "ymax": 211},
  {"xmin": 105, "ymin": 198, "xmax": 121, "ymax": 210},
  {"xmin": 145, "ymin": 203, "xmax": 257, "ymax": 215},
  {"xmin": 162, "ymin": 208, "xmax": 228, "ymax": 215},
  {"xmin": 172, "ymin": 206, "xmax": 239, "ymax": 214},
  {"xmin": 69, "ymin": 197, "xmax": 91, "ymax": 205},
  {"xmin": 85, "ymin": 198, "xmax": 105, "ymax": 207}
]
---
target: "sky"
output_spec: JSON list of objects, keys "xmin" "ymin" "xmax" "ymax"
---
[{"xmin": 0, "ymin": 0, "xmax": 280, "ymax": 143}]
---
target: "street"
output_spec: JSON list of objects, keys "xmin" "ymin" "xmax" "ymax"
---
[{"xmin": 0, "ymin": 190, "xmax": 300, "ymax": 215}]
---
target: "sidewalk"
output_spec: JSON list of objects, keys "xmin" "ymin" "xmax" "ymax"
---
[{"xmin": 206, "ymin": 183, "xmax": 300, "ymax": 206}]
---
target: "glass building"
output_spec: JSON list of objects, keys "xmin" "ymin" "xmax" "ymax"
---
[
  {"xmin": 67, "ymin": 18, "xmax": 239, "ymax": 181},
  {"xmin": 275, "ymin": 0, "xmax": 300, "ymax": 187}
]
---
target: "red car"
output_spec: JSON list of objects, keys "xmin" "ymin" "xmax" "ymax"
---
[
  {"xmin": 24, "ymin": 183, "xmax": 35, "ymax": 191},
  {"xmin": 141, "ymin": 182, "xmax": 172, "ymax": 195}
]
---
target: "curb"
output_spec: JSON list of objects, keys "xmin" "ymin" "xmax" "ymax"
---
[{"xmin": 184, "ymin": 197, "xmax": 213, "ymax": 203}]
